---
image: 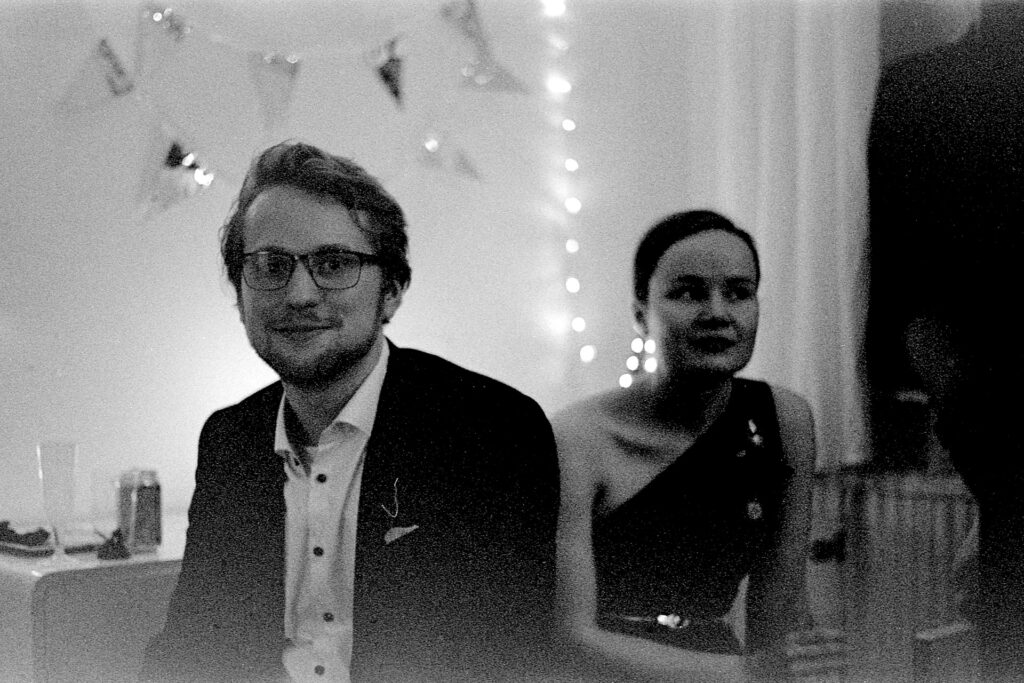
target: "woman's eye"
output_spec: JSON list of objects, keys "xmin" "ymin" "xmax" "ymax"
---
[
  {"xmin": 726, "ymin": 285, "xmax": 755, "ymax": 301},
  {"xmin": 669, "ymin": 284, "xmax": 704, "ymax": 301}
]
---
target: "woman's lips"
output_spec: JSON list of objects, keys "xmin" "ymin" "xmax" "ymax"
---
[{"xmin": 691, "ymin": 337, "xmax": 736, "ymax": 353}]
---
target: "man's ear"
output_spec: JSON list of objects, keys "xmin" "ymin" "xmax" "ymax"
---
[{"xmin": 381, "ymin": 282, "xmax": 404, "ymax": 324}]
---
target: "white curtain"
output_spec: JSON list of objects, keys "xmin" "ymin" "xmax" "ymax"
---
[{"xmin": 706, "ymin": 1, "xmax": 880, "ymax": 469}]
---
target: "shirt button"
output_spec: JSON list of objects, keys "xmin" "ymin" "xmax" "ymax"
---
[
  {"xmin": 313, "ymin": 546, "xmax": 324, "ymax": 557},
  {"xmin": 314, "ymin": 665, "xmax": 325, "ymax": 675},
  {"xmin": 323, "ymin": 612, "xmax": 334, "ymax": 622},
  {"xmin": 316, "ymin": 474, "xmax": 327, "ymax": 483}
]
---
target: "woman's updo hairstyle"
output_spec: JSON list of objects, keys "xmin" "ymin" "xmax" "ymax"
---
[{"xmin": 632, "ymin": 209, "xmax": 760, "ymax": 304}]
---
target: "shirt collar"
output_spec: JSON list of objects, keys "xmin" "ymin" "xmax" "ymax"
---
[{"xmin": 274, "ymin": 341, "xmax": 390, "ymax": 470}]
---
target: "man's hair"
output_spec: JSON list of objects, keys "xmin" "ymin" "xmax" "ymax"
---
[
  {"xmin": 633, "ymin": 209, "xmax": 761, "ymax": 303},
  {"xmin": 221, "ymin": 140, "xmax": 411, "ymax": 297}
]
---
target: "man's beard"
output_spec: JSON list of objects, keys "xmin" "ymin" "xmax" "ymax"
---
[
  {"xmin": 261, "ymin": 331, "xmax": 378, "ymax": 391},
  {"xmin": 252, "ymin": 296, "xmax": 388, "ymax": 390}
]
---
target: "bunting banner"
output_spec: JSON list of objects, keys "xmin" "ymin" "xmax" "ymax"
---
[
  {"xmin": 248, "ymin": 51, "xmax": 302, "ymax": 133},
  {"xmin": 136, "ymin": 6, "xmax": 268, "ymax": 173},
  {"xmin": 365, "ymin": 35, "xmax": 404, "ymax": 107},
  {"xmin": 57, "ymin": 38, "xmax": 135, "ymax": 116},
  {"xmin": 137, "ymin": 125, "xmax": 214, "ymax": 220}
]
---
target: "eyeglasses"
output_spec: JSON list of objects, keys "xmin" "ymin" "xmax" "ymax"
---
[{"xmin": 241, "ymin": 249, "xmax": 382, "ymax": 291}]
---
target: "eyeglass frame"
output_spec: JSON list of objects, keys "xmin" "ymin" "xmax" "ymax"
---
[{"xmin": 240, "ymin": 248, "xmax": 383, "ymax": 291}]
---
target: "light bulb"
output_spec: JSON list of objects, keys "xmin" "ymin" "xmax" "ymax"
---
[
  {"xmin": 546, "ymin": 75, "xmax": 572, "ymax": 95},
  {"xmin": 194, "ymin": 168, "xmax": 214, "ymax": 187},
  {"xmin": 543, "ymin": 0, "xmax": 567, "ymax": 18}
]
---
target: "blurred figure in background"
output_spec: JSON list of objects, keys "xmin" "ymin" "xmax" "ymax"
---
[{"xmin": 868, "ymin": 3, "xmax": 1024, "ymax": 678}]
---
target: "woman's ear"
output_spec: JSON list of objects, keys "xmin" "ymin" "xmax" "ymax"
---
[{"xmin": 631, "ymin": 300, "xmax": 647, "ymax": 337}]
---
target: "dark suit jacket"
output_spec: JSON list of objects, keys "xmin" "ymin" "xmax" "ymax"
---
[{"xmin": 140, "ymin": 344, "xmax": 561, "ymax": 682}]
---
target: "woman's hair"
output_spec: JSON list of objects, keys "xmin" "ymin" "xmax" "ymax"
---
[
  {"xmin": 632, "ymin": 210, "xmax": 760, "ymax": 303},
  {"xmin": 221, "ymin": 140, "xmax": 411, "ymax": 297}
]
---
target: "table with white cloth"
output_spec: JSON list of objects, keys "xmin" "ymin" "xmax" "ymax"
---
[{"xmin": 0, "ymin": 514, "xmax": 186, "ymax": 683}]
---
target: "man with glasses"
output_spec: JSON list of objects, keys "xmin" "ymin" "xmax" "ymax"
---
[{"xmin": 141, "ymin": 141, "xmax": 560, "ymax": 682}]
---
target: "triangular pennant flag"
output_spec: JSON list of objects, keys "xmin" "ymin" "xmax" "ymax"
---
[
  {"xmin": 452, "ymin": 148, "xmax": 482, "ymax": 180},
  {"xmin": 164, "ymin": 141, "xmax": 189, "ymax": 167},
  {"xmin": 57, "ymin": 38, "xmax": 135, "ymax": 116},
  {"xmin": 439, "ymin": 0, "xmax": 489, "ymax": 53},
  {"xmin": 365, "ymin": 36, "xmax": 403, "ymax": 107},
  {"xmin": 146, "ymin": 5, "xmax": 191, "ymax": 42},
  {"xmin": 441, "ymin": 0, "xmax": 526, "ymax": 96},
  {"xmin": 416, "ymin": 133, "xmax": 483, "ymax": 182},
  {"xmin": 461, "ymin": 57, "xmax": 528, "ymax": 94},
  {"xmin": 248, "ymin": 51, "xmax": 302, "ymax": 132},
  {"xmin": 135, "ymin": 4, "xmax": 191, "ymax": 83},
  {"xmin": 138, "ymin": 126, "xmax": 214, "ymax": 220}
]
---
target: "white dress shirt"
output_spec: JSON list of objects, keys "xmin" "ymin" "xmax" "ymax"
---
[{"xmin": 275, "ymin": 343, "xmax": 389, "ymax": 683}]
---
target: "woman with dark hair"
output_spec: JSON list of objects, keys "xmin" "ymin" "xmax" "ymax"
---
[{"xmin": 552, "ymin": 210, "xmax": 816, "ymax": 681}]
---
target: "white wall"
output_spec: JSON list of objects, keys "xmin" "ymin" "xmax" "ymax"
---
[
  {"xmin": 0, "ymin": 0, "xmax": 875, "ymax": 524},
  {"xmin": 0, "ymin": 0, "xmax": 636, "ymax": 523}
]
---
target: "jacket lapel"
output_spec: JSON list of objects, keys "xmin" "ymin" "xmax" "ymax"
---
[
  {"xmin": 354, "ymin": 345, "xmax": 417, "ymax": 571},
  {"xmin": 230, "ymin": 384, "xmax": 288, "ymax": 650}
]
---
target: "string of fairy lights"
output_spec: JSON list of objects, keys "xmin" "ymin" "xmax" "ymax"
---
[
  {"xmin": 622, "ymin": 336, "xmax": 657, "ymax": 388},
  {"xmin": 539, "ymin": 1, "xmax": 597, "ymax": 379},
  {"xmin": 542, "ymin": 0, "xmax": 654, "ymax": 391}
]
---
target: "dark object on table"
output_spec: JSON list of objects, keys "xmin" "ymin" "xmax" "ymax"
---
[
  {"xmin": 0, "ymin": 520, "xmax": 55, "ymax": 557},
  {"xmin": 97, "ymin": 529, "xmax": 132, "ymax": 560},
  {"xmin": 65, "ymin": 541, "xmax": 102, "ymax": 554},
  {"xmin": 0, "ymin": 520, "xmax": 51, "ymax": 546},
  {"xmin": 811, "ymin": 530, "xmax": 846, "ymax": 563}
]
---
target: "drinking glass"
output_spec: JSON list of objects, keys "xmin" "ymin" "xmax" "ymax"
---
[
  {"xmin": 89, "ymin": 469, "xmax": 120, "ymax": 540},
  {"xmin": 35, "ymin": 441, "xmax": 79, "ymax": 558}
]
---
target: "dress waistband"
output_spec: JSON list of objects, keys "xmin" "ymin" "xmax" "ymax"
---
[
  {"xmin": 601, "ymin": 613, "xmax": 726, "ymax": 630},
  {"xmin": 597, "ymin": 612, "xmax": 741, "ymax": 655}
]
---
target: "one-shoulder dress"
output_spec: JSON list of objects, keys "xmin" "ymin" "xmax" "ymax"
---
[{"xmin": 554, "ymin": 379, "xmax": 793, "ymax": 655}]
